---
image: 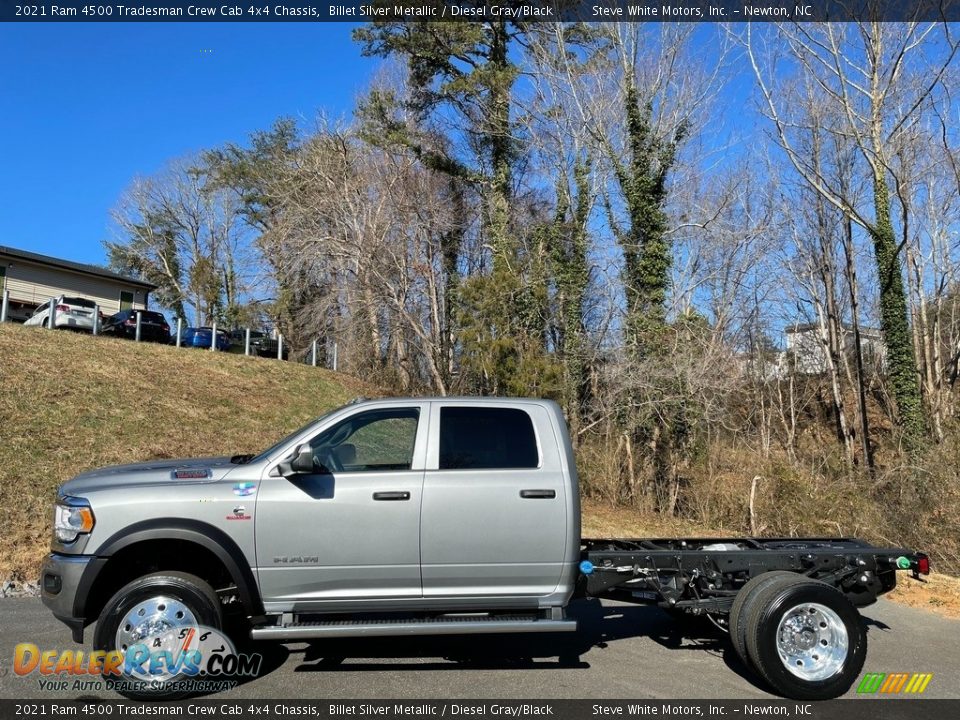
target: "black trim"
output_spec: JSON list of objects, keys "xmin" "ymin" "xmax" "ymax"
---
[
  {"xmin": 91, "ymin": 518, "xmax": 263, "ymax": 616},
  {"xmin": 520, "ymin": 489, "xmax": 556, "ymax": 499},
  {"xmin": 372, "ymin": 491, "xmax": 411, "ymax": 501},
  {"xmin": 71, "ymin": 557, "xmax": 109, "ymax": 620},
  {"xmin": 53, "ymin": 614, "xmax": 86, "ymax": 644}
]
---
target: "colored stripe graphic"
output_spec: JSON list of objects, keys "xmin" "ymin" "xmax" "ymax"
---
[
  {"xmin": 879, "ymin": 674, "xmax": 900, "ymax": 693},
  {"xmin": 858, "ymin": 672, "xmax": 933, "ymax": 694},
  {"xmin": 891, "ymin": 673, "xmax": 909, "ymax": 693},
  {"xmin": 857, "ymin": 673, "xmax": 886, "ymax": 693}
]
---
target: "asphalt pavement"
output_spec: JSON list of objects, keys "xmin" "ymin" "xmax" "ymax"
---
[{"xmin": 0, "ymin": 597, "xmax": 956, "ymax": 700}]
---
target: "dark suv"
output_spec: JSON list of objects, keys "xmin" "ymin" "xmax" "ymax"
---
[
  {"xmin": 229, "ymin": 329, "xmax": 288, "ymax": 359},
  {"xmin": 102, "ymin": 310, "xmax": 171, "ymax": 343}
]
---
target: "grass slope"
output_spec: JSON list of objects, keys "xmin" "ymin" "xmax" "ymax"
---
[
  {"xmin": 0, "ymin": 323, "xmax": 369, "ymax": 580},
  {"xmin": 2, "ymin": 323, "xmax": 955, "ymax": 618}
]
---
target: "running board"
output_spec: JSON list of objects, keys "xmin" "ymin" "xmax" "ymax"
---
[{"xmin": 250, "ymin": 614, "xmax": 578, "ymax": 640}]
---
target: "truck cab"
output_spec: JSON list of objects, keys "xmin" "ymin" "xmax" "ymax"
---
[
  {"xmin": 250, "ymin": 398, "xmax": 579, "ymax": 612},
  {"xmin": 41, "ymin": 398, "xmax": 580, "ymax": 651}
]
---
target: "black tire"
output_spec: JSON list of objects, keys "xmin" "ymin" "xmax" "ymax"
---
[
  {"xmin": 744, "ymin": 578, "xmax": 866, "ymax": 700},
  {"xmin": 729, "ymin": 571, "xmax": 803, "ymax": 669},
  {"xmin": 93, "ymin": 572, "xmax": 222, "ymax": 700}
]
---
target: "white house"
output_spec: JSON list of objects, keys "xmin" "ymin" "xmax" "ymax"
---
[
  {"xmin": 0, "ymin": 245, "xmax": 155, "ymax": 323},
  {"xmin": 785, "ymin": 322, "xmax": 886, "ymax": 375}
]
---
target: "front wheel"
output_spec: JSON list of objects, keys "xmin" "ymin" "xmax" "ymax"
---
[
  {"xmin": 93, "ymin": 572, "xmax": 222, "ymax": 699},
  {"xmin": 744, "ymin": 578, "xmax": 866, "ymax": 700}
]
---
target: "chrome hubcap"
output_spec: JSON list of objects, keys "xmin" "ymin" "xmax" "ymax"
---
[
  {"xmin": 114, "ymin": 595, "xmax": 197, "ymax": 653},
  {"xmin": 776, "ymin": 602, "xmax": 848, "ymax": 681}
]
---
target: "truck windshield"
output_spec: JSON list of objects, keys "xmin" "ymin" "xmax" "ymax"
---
[{"xmin": 248, "ymin": 407, "xmax": 342, "ymax": 464}]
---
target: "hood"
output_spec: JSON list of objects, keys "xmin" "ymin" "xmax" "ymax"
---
[{"xmin": 59, "ymin": 456, "xmax": 239, "ymax": 497}]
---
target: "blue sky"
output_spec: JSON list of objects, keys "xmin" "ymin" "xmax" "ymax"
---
[{"xmin": 0, "ymin": 22, "xmax": 371, "ymax": 266}]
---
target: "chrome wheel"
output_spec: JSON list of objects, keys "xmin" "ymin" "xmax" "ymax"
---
[
  {"xmin": 114, "ymin": 595, "xmax": 197, "ymax": 653},
  {"xmin": 776, "ymin": 602, "xmax": 848, "ymax": 682}
]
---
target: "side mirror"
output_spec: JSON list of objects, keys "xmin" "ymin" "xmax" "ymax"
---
[{"xmin": 277, "ymin": 444, "xmax": 314, "ymax": 476}]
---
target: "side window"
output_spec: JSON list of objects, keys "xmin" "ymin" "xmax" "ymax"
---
[
  {"xmin": 309, "ymin": 408, "xmax": 419, "ymax": 473},
  {"xmin": 439, "ymin": 407, "xmax": 539, "ymax": 470}
]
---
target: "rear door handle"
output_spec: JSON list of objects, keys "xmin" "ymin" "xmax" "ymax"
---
[
  {"xmin": 520, "ymin": 489, "xmax": 556, "ymax": 499},
  {"xmin": 373, "ymin": 491, "xmax": 411, "ymax": 501}
]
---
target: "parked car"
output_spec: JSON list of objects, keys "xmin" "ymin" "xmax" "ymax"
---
[
  {"xmin": 23, "ymin": 296, "xmax": 97, "ymax": 331},
  {"xmin": 179, "ymin": 326, "xmax": 231, "ymax": 351},
  {"xmin": 41, "ymin": 397, "xmax": 929, "ymax": 701},
  {"xmin": 228, "ymin": 328, "xmax": 288, "ymax": 359},
  {"xmin": 101, "ymin": 310, "xmax": 171, "ymax": 343}
]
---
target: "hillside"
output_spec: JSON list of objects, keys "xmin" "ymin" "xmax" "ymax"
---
[
  {"xmin": 2, "ymin": 323, "xmax": 956, "ymax": 618},
  {"xmin": 0, "ymin": 323, "xmax": 370, "ymax": 580}
]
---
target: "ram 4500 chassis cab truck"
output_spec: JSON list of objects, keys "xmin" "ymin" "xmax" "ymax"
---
[{"xmin": 41, "ymin": 398, "xmax": 929, "ymax": 700}]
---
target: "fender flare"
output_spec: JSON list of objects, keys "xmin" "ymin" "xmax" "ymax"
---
[{"xmin": 77, "ymin": 518, "xmax": 263, "ymax": 619}]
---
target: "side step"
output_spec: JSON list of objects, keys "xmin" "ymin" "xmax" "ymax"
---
[{"xmin": 250, "ymin": 613, "xmax": 578, "ymax": 640}]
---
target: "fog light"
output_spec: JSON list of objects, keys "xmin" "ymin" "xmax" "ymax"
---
[{"xmin": 43, "ymin": 573, "xmax": 62, "ymax": 595}]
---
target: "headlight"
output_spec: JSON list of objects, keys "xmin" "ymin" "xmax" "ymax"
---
[{"xmin": 53, "ymin": 496, "xmax": 95, "ymax": 543}]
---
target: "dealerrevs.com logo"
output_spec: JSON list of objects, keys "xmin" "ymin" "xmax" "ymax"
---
[
  {"xmin": 13, "ymin": 626, "xmax": 261, "ymax": 694},
  {"xmin": 856, "ymin": 672, "xmax": 934, "ymax": 695}
]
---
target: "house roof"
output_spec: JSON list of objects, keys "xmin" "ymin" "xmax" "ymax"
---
[
  {"xmin": 785, "ymin": 322, "xmax": 820, "ymax": 333},
  {"xmin": 786, "ymin": 322, "xmax": 881, "ymax": 337},
  {"xmin": 0, "ymin": 245, "xmax": 157, "ymax": 290}
]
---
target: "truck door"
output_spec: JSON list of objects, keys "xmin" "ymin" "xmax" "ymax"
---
[
  {"xmin": 420, "ymin": 402, "xmax": 569, "ymax": 599},
  {"xmin": 255, "ymin": 404, "xmax": 428, "ymax": 606}
]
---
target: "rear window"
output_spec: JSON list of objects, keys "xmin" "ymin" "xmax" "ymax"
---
[
  {"xmin": 439, "ymin": 407, "xmax": 539, "ymax": 470},
  {"xmin": 62, "ymin": 297, "xmax": 96, "ymax": 308},
  {"xmin": 141, "ymin": 312, "xmax": 166, "ymax": 322}
]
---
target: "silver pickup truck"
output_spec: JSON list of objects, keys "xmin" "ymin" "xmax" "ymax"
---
[{"xmin": 41, "ymin": 397, "xmax": 928, "ymax": 700}]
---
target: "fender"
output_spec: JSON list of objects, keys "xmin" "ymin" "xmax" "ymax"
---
[{"xmin": 76, "ymin": 518, "xmax": 263, "ymax": 619}]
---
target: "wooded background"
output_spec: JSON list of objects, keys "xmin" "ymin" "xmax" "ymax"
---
[{"xmin": 106, "ymin": 22, "xmax": 960, "ymax": 570}]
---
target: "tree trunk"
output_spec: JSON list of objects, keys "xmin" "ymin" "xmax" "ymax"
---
[
  {"xmin": 870, "ymin": 174, "xmax": 926, "ymax": 452},
  {"xmin": 843, "ymin": 214, "xmax": 875, "ymax": 472}
]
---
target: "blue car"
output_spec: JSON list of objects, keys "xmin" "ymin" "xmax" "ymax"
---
[{"xmin": 178, "ymin": 326, "xmax": 231, "ymax": 351}]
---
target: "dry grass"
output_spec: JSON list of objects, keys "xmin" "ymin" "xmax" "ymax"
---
[
  {"xmin": 886, "ymin": 572, "xmax": 960, "ymax": 619},
  {"xmin": 0, "ymin": 323, "xmax": 372, "ymax": 581},
  {"xmin": 581, "ymin": 499, "xmax": 723, "ymax": 539}
]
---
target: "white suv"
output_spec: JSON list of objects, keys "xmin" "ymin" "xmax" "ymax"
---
[{"xmin": 24, "ymin": 295, "xmax": 98, "ymax": 331}]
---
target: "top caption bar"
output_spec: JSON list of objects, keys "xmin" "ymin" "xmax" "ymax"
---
[{"xmin": 2, "ymin": 0, "xmax": 959, "ymax": 21}]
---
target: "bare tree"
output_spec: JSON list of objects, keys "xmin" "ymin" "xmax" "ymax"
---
[
  {"xmin": 265, "ymin": 124, "xmax": 462, "ymax": 392},
  {"xmin": 747, "ymin": 20, "xmax": 960, "ymax": 451},
  {"xmin": 107, "ymin": 158, "xmax": 252, "ymax": 326}
]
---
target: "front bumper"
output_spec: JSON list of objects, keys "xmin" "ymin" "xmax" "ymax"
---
[{"xmin": 40, "ymin": 553, "xmax": 106, "ymax": 643}]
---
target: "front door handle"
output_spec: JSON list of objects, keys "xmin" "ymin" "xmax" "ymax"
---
[
  {"xmin": 373, "ymin": 491, "xmax": 411, "ymax": 501},
  {"xmin": 520, "ymin": 489, "xmax": 556, "ymax": 499}
]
